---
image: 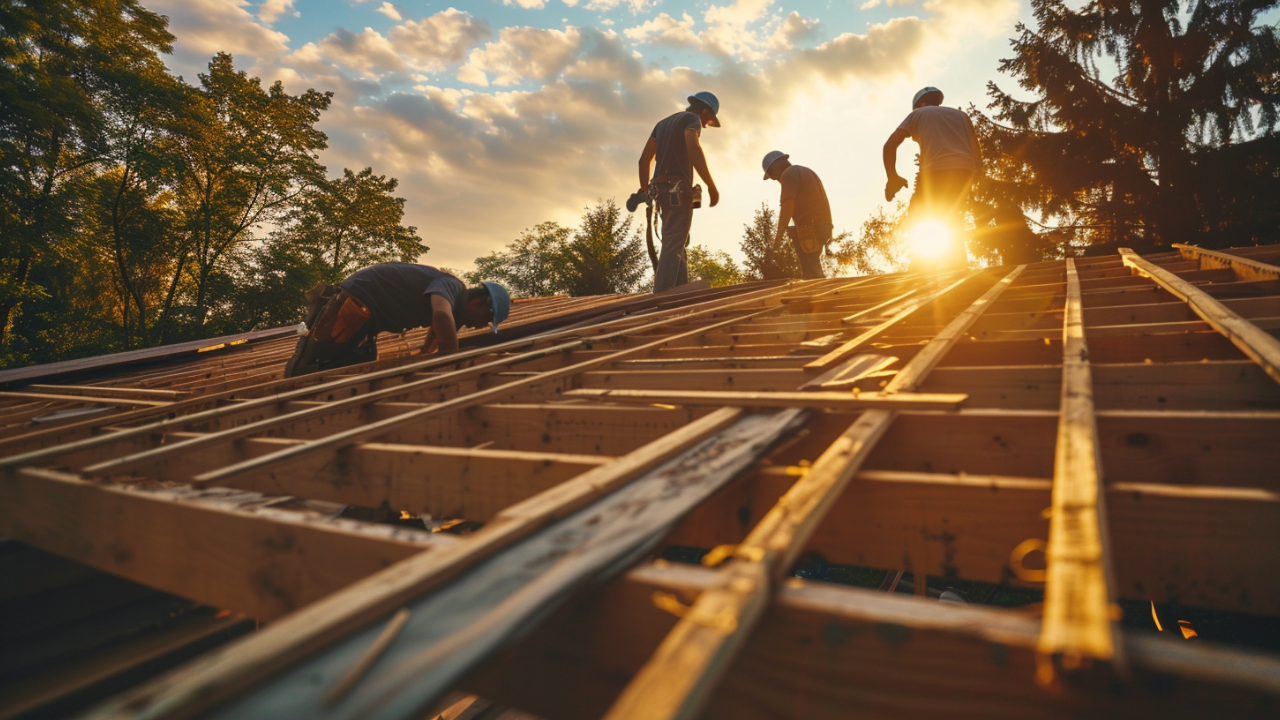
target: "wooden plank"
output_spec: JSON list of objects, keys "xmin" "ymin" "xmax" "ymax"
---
[
  {"xmin": 1121, "ymin": 247, "xmax": 1280, "ymax": 386},
  {"xmin": 0, "ymin": 391, "xmax": 169, "ymax": 407},
  {"xmin": 176, "ymin": 410, "xmax": 808, "ymax": 720},
  {"xmin": 0, "ymin": 469, "xmax": 453, "ymax": 622},
  {"xmin": 563, "ymin": 388, "xmax": 968, "ymax": 411},
  {"xmin": 85, "ymin": 408, "xmax": 745, "ymax": 720},
  {"xmin": 1174, "ymin": 243, "xmax": 1280, "ymax": 282},
  {"xmin": 805, "ymin": 271, "xmax": 982, "ymax": 370},
  {"xmin": 603, "ymin": 266, "xmax": 1024, "ymax": 720},
  {"xmin": 188, "ymin": 305, "xmax": 780, "ymax": 488},
  {"xmin": 466, "ymin": 563, "xmax": 1280, "ymax": 720},
  {"xmin": 1039, "ymin": 257, "xmax": 1124, "ymax": 674},
  {"xmin": 171, "ymin": 437, "xmax": 611, "ymax": 522}
]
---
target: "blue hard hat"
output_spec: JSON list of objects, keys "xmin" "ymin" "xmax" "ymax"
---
[
  {"xmin": 480, "ymin": 281, "xmax": 510, "ymax": 333},
  {"xmin": 687, "ymin": 91, "xmax": 721, "ymax": 127},
  {"xmin": 761, "ymin": 150, "xmax": 789, "ymax": 179}
]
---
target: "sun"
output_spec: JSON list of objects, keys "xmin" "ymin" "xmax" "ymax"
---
[{"xmin": 907, "ymin": 219, "xmax": 954, "ymax": 259}]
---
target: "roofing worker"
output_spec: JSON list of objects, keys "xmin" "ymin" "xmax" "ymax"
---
[
  {"xmin": 637, "ymin": 91, "xmax": 721, "ymax": 292},
  {"xmin": 762, "ymin": 150, "xmax": 833, "ymax": 280},
  {"xmin": 284, "ymin": 262, "xmax": 510, "ymax": 378},
  {"xmin": 883, "ymin": 86, "xmax": 981, "ymax": 268}
]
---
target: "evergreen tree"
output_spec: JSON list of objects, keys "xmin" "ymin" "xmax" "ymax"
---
[
  {"xmin": 558, "ymin": 199, "xmax": 650, "ymax": 296},
  {"xmin": 980, "ymin": 0, "xmax": 1280, "ymax": 252}
]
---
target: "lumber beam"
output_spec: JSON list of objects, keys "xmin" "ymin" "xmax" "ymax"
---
[
  {"xmin": 603, "ymin": 265, "xmax": 1025, "ymax": 720},
  {"xmin": 563, "ymin": 388, "xmax": 968, "ymax": 410},
  {"xmin": 464, "ymin": 563, "xmax": 1280, "ymax": 720},
  {"xmin": 1174, "ymin": 243, "xmax": 1280, "ymax": 283},
  {"xmin": 1039, "ymin": 258, "xmax": 1125, "ymax": 674},
  {"xmin": 83, "ymin": 408, "xmax": 747, "ymax": 720},
  {"xmin": 1121, "ymin": 247, "xmax": 1280, "ymax": 386},
  {"xmin": 0, "ymin": 468, "xmax": 453, "ymax": 622}
]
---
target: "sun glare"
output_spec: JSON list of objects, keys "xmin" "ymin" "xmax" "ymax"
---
[{"xmin": 907, "ymin": 220, "xmax": 954, "ymax": 259}]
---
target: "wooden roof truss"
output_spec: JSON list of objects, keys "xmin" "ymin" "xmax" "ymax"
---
[{"xmin": 1, "ymin": 247, "xmax": 1278, "ymax": 719}]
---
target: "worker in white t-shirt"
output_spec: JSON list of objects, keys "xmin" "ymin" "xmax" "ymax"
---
[{"xmin": 883, "ymin": 86, "xmax": 981, "ymax": 268}]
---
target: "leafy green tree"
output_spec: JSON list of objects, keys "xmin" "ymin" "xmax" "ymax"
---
[
  {"xmin": 557, "ymin": 199, "xmax": 649, "ymax": 296},
  {"xmin": 830, "ymin": 203, "xmax": 908, "ymax": 276},
  {"xmin": 687, "ymin": 244, "xmax": 743, "ymax": 287},
  {"xmin": 0, "ymin": 0, "xmax": 174, "ymax": 359},
  {"xmin": 275, "ymin": 167, "xmax": 426, "ymax": 283},
  {"xmin": 167, "ymin": 52, "xmax": 332, "ymax": 330},
  {"xmin": 739, "ymin": 203, "xmax": 800, "ymax": 280},
  {"xmin": 466, "ymin": 221, "xmax": 572, "ymax": 297},
  {"xmin": 980, "ymin": 0, "xmax": 1280, "ymax": 252},
  {"xmin": 468, "ymin": 200, "xmax": 649, "ymax": 297}
]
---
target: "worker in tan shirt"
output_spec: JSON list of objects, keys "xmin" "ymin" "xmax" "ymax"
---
[
  {"xmin": 884, "ymin": 86, "xmax": 981, "ymax": 268},
  {"xmin": 762, "ymin": 151, "xmax": 833, "ymax": 279}
]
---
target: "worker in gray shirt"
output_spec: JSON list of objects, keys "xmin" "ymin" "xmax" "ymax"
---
[
  {"xmin": 636, "ymin": 91, "xmax": 721, "ymax": 292},
  {"xmin": 762, "ymin": 151, "xmax": 833, "ymax": 279},
  {"xmin": 284, "ymin": 263, "xmax": 510, "ymax": 377},
  {"xmin": 884, "ymin": 86, "xmax": 981, "ymax": 268}
]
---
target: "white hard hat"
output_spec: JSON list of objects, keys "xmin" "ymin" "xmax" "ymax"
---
[
  {"xmin": 761, "ymin": 150, "xmax": 789, "ymax": 179},
  {"xmin": 913, "ymin": 86, "xmax": 943, "ymax": 109}
]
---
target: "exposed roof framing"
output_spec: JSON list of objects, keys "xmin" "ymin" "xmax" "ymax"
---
[{"xmin": 1, "ymin": 249, "xmax": 1278, "ymax": 719}]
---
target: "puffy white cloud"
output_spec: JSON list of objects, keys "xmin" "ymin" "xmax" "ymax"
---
[
  {"xmin": 861, "ymin": 0, "xmax": 881, "ymax": 8},
  {"xmin": 389, "ymin": 9, "xmax": 491, "ymax": 70},
  {"xmin": 769, "ymin": 11, "xmax": 820, "ymax": 50},
  {"xmin": 503, "ymin": 0, "xmax": 546, "ymax": 8},
  {"xmin": 306, "ymin": 27, "xmax": 406, "ymax": 76},
  {"xmin": 571, "ymin": 0, "xmax": 655, "ymax": 10},
  {"xmin": 459, "ymin": 26, "xmax": 586, "ymax": 87},
  {"xmin": 376, "ymin": 2, "xmax": 401, "ymax": 22},
  {"xmin": 148, "ymin": 0, "xmax": 291, "ymax": 77},
  {"xmin": 258, "ymin": 0, "xmax": 295, "ymax": 24},
  {"xmin": 623, "ymin": 13, "xmax": 699, "ymax": 48}
]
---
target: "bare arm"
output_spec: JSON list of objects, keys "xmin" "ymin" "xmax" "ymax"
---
[
  {"xmin": 775, "ymin": 196, "xmax": 796, "ymax": 245},
  {"xmin": 684, "ymin": 128, "xmax": 719, "ymax": 207},
  {"xmin": 883, "ymin": 126, "xmax": 911, "ymax": 200},
  {"xmin": 638, "ymin": 136, "xmax": 656, "ymax": 192},
  {"xmin": 429, "ymin": 294, "xmax": 458, "ymax": 355}
]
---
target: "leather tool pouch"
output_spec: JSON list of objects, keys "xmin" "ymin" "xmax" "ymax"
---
[
  {"xmin": 311, "ymin": 290, "xmax": 372, "ymax": 345},
  {"xmin": 790, "ymin": 223, "xmax": 834, "ymax": 254}
]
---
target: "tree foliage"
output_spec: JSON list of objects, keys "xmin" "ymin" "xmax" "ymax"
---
[
  {"xmin": 687, "ymin": 244, "xmax": 744, "ymax": 287},
  {"xmin": 739, "ymin": 204, "xmax": 799, "ymax": 281},
  {"xmin": 466, "ymin": 200, "xmax": 650, "ymax": 297},
  {"xmin": 978, "ymin": 0, "xmax": 1280, "ymax": 253},
  {"xmin": 0, "ymin": 2, "xmax": 419, "ymax": 367}
]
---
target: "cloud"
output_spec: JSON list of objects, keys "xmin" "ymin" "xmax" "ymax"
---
[
  {"xmin": 503, "ymin": 0, "xmax": 546, "ymax": 8},
  {"xmin": 306, "ymin": 27, "xmax": 406, "ymax": 76},
  {"xmin": 389, "ymin": 9, "xmax": 491, "ymax": 70},
  {"xmin": 258, "ymin": 0, "xmax": 296, "ymax": 24},
  {"xmin": 623, "ymin": 13, "xmax": 699, "ymax": 48},
  {"xmin": 567, "ymin": 0, "xmax": 655, "ymax": 10},
  {"xmin": 770, "ymin": 11, "xmax": 820, "ymax": 50},
  {"xmin": 860, "ymin": 0, "xmax": 881, "ymax": 8},
  {"xmin": 376, "ymin": 2, "xmax": 401, "ymax": 22},
  {"xmin": 148, "ymin": 0, "xmax": 291, "ymax": 77},
  {"xmin": 459, "ymin": 26, "xmax": 587, "ymax": 87}
]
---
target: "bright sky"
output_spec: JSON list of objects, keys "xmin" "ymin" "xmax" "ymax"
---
[{"xmin": 146, "ymin": 0, "xmax": 1032, "ymax": 271}]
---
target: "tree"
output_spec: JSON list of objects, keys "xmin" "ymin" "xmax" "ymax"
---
[
  {"xmin": 980, "ymin": 0, "xmax": 1280, "ymax": 252},
  {"xmin": 557, "ymin": 200, "xmax": 650, "ymax": 296},
  {"xmin": 468, "ymin": 200, "xmax": 650, "ymax": 298},
  {"xmin": 0, "ymin": 0, "xmax": 174, "ymax": 358},
  {"xmin": 687, "ymin": 244, "xmax": 743, "ymax": 287},
  {"xmin": 466, "ymin": 221, "xmax": 572, "ymax": 297},
  {"xmin": 167, "ymin": 52, "xmax": 332, "ymax": 330},
  {"xmin": 739, "ymin": 203, "xmax": 800, "ymax": 280},
  {"xmin": 274, "ymin": 167, "xmax": 426, "ymax": 284},
  {"xmin": 827, "ymin": 207, "xmax": 909, "ymax": 276}
]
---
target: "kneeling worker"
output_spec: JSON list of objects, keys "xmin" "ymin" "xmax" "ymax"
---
[
  {"xmin": 284, "ymin": 262, "xmax": 510, "ymax": 378},
  {"xmin": 762, "ymin": 150, "xmax": 832, "ymax": 279}
]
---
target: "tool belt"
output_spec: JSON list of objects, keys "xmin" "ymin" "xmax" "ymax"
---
[
  {"xmin": 787, "ymin": 222, "xmax": 835, "ymax": 254},
  {"xmin": 301, "ymin": 282, "xmax": 374, "ymax": 345}
]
